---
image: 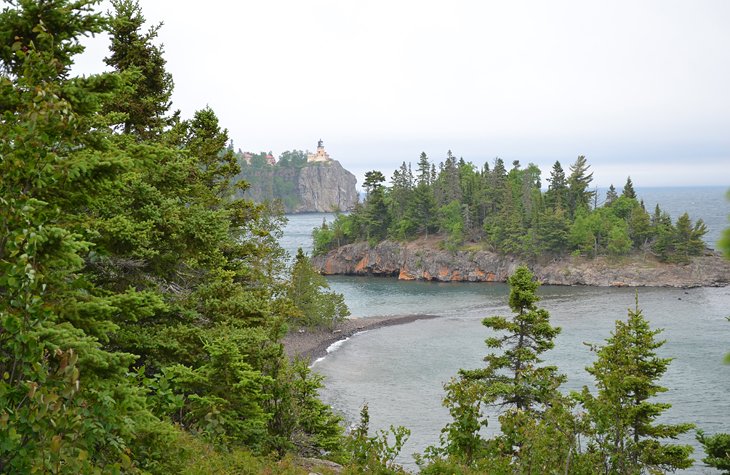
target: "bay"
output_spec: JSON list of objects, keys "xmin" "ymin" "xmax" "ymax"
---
[{"xmin": 281, "ymin": 186, "xmax": 730, "ymax": 473}]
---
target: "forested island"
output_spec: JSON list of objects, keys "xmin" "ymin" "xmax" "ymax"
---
[
  {"xmin": 1, "ymin": 1, "xmax": 729, "ymax": 474},
  {"xmin": 312, "ymin": 153, "xmax": 730, "ymax": 287}
]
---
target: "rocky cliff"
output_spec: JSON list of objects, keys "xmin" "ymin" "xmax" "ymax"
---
[
  {"xmin": 236, "ymin": 160, "xmax": 357, "ymax": 213},
  {"xmin": 311, "ymin": 238, "xmax": 730, "ymax": 288},
  {"xmin": 295, "ymin": 161, "xmax": 358, "ymax": 213}
]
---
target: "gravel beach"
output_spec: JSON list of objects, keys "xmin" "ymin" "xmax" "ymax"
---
[{"xmin": 282, "ymin": 314, "xmax": 439, "ymax": 363}]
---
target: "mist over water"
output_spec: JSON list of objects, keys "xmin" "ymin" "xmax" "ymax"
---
[{"xmin": 282, "ymin": 186, "xmax": 730, "ymax": 473}]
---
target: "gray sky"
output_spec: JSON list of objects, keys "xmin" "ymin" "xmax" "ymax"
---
[{"xmin": 75, "ymin": 0, "xmax": 730, "ymax": 189}]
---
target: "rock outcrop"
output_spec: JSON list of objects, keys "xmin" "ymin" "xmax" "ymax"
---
[
  {"xmin": 236, "ymin": 160, "xmax": 357, "ymax": 213},
  {"xmin": 295, "ymin": 160, "xmax": 357, "ymax": 213},
  {"xmin": 312, "ymin": 238, "xmax": 730, "ymax": 288}
]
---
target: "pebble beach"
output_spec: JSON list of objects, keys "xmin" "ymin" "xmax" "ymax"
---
[{"xmin": 282, "ymin": 314, "xmax": 439, "ymax": 363}]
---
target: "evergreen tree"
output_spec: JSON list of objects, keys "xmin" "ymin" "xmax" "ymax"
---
[
  {"xmin": 434, "ymin": 150, "xmax": 462, "ymax": 206},
  {"xmin": 362, "ymin": 171, "xmax": 390, "ymax": 241},
  {"xmin": 605, "ymin": 184, "xmax": 618, "ymax": 206},
  {"xmin": 461, "ymin": 266, "xmax": 564, "ymax": 412},
  {"xmin": 388, "ymin": 161, "xmax": 415, "ymax": 236},
  {"xmin": 622, "ymin": 176, "xmax": 637, "ymax": 199},
  {"xmin": 578, "ymin": 297, "xmax": 694, "ymax": 473},
  {"xmin": 417, "ymin": 151, "xmax": 431, "ymax": 186},
  {"xmin": 181, "ymin": 106, "xmax": 241, "ymax": 202},
  {"xmin": 408, "ymin": 182, "xmax": 438, "ymax": 238},
  {"xmin": 672, "ymin": 212, "xmax": 707, "ymax": 263},
  {"xmin": 0, "ymin": 1, "xmax": 182, "ymax": 471},
  {"xmin": 545, "ymin": 160, "xmax": 568, "ymax": 211},
  {"xmin": 104, "ymin": 0, "xmax": 174, "ymax": 138},
  {"xmin": 721, "ymin": 189, "xmax": 730, "ymax": 259},
  {"xmin": 567, "ymin": 155, "xmax": 595, "ymax": 218},
  {"xmin": 697, "ymin": 431, "xmax": 730, "ymax": 474},
  {"xmin": 288, "ymin": 248, "xmax": 350, "ymax": 329}
]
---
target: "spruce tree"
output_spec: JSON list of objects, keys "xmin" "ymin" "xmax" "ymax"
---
[
  {"xmin": 461, "ymin": 266, "xmax": 564, "ymax": 412},
  {"xmin": 288, "ymin": 248, "xmax": 350, "ymax": 329},
  {"xmin": 578, "ymin": 297, "xmax": 694, "ymax": 473},
  {"xmin": 605, "ymin": 184, "xmax": 618, "ymax": 206},
  {"xmin": 567, "ymin": 155, "xmax": 595, "ymax": 218},
  {"xmin": 622, "ymin": 176, "xmax": 637, "ymax": 199},
  {"xmin": 0, "ymin": 1, "xmax": 183, "ymax": 471},
  {"xmin": 105, "ymin": 0, "xmax": 174, "ymax": 138}
]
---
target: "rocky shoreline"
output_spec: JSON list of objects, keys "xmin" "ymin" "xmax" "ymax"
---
[
  {"xmin": 312, "ymin": 238, "xmax": 730, "ymax": 288},
  {"xmin": 283, "ymin": 314, "xmax": 439, "ymax": 363}
]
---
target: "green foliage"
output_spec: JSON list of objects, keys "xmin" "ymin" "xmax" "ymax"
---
[
  {"xmin": 288, "ymin": 248, "xmax": 350, "ymax": 329},
  {"xmin": 1, "ymin": 2, "xmax": 349, "ymax": 472},
  {"xmin": 235, "ymin": 151, "xmax": 308, "ymax": 211},
  {"xmin": 462, "ymin": 266, "xmax": 564, "ymax": 413},
  {"xmin": 312, "ymin": 152, "xmax": 705, "ymax": 264},
  {"xmin": 721, "ymin": 189, "xmax": 730, "ymax": 258},
  {"xmin": 697, "ymin": 430, "xmax": 730, "ymax": 474},
  {"xmin": 567, "ymin": 155, "xmax": 595, "ymax": 219},
  {"xmin": 423, "ymin": 267, "xmax": 566, "ymax": 470},
  {"xmin": 577, "ymin": 297, "xmax": 694, "ymax": 473},
  {"xmin": 345, "ymin": 404, "xmax": 411, "ymax": 474},
  {"xmin": 427, "ymin": 377, "xmax": 489, "ymax": 466},
  {"xmin": 622, "ymin": 176, "xmax": 637, "ymax": 199},
  {"xmin": 437, "ymin": 200, "xmax": 465, "ymax": 250},
  {"xmin": 105, "ymin": 0, "xmax": 174, "ymax": 138},
  {"xmin": 277, "ymin": 149, "xmax": 308, "ymax": 168}
]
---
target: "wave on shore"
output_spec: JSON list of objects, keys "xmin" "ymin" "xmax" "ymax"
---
[{"xmin": 283, "ymin": 314, "xmax": 439, "ymax": 364}]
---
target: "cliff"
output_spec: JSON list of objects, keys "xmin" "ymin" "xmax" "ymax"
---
[
  {"xmin": 311, "ymin": 238, "xmax": 730, "ymax": 288},
  {"xmin": 235, "ymin": 160, "xmax": 358, "ymax": 213}
]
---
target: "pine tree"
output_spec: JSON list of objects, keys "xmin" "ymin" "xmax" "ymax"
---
[
  {"xmin": 461, "ymin": 266, "xmax": 564, "ymax": 412},
  {"xmin": 578, "ymin": 297, "xmax": 694, "ymax": 473}
]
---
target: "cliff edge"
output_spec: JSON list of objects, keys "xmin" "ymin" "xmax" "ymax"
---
[
  {"xmin": 311, "ymin": 238, "xmax": 730, "ymax": 288},
  {"xmin": 295, "ymin": 160, "xmax": 357, "ymax": 213},
  {"xmin": 235, "ymin": 160, "xmax": 358, "ymax": 213}
]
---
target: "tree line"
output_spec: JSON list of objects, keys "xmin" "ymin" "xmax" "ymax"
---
[
  {"xmin": 313, "ymin": 152, "xmax": 708, "ymax": 263},
  {"xmin": 0, "ymin": 1, "xmax": 348, "ymax": 473}
]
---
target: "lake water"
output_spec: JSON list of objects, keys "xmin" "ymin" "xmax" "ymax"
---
[{"xmin": 281, "ymin": 186, "xmax": 730, "ymax": 474}]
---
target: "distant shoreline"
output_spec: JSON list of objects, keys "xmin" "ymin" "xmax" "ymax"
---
[
  {"xmin": 312, "ymin": 239, "xmax": 730, "ymax": 288},
  {"xmin": 283, "ymin": 314, "xmax": 440, "ymax": 364}
]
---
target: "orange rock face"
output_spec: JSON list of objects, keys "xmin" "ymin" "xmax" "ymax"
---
[
  {"xmin": 324, "ymin": 259, "xmax": 335, "ymax": 274},
  {"xmin": 398, "ymin": 269, "xmax": 417, "ymax": 280},
  {"xmin": 354, "ymin": 257, "xmax": 368, "ymax": 273}
]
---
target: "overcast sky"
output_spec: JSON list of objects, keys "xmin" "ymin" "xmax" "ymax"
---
[{"xmin": 75, "ymin": 0, "xmax": 730, "ymax": 189}]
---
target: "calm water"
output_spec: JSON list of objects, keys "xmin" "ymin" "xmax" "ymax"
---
[{"xmin": 281, "ymin": 186, "xmax": 730, "ymax": 473}]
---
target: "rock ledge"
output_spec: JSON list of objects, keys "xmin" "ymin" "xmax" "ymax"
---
[{"xmin": 312, "ymin": 239, "xmax": 730, "ymax": 288}]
